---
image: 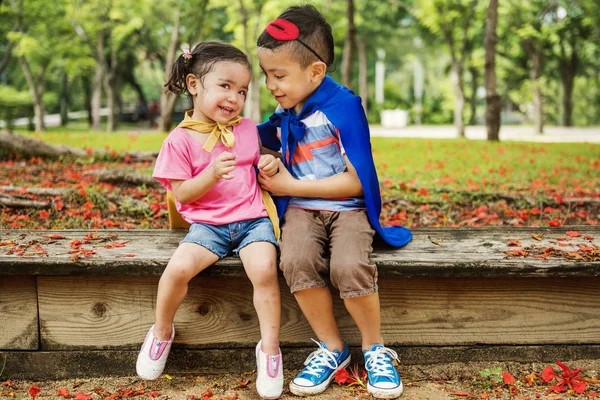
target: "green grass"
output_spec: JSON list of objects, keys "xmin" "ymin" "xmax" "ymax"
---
[
  {"xmin": 371, "ymin": 137, "xmax": 600, "ymax": 194},
  {"xmin": 15, "ymin": 122, "xmax": 166, "ymax": 152},
  {"xmin": 11, "ymin": 128, "xmax": 600, "ymax": 195}
]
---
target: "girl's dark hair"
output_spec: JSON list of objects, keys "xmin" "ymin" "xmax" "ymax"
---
[
  {"xmin": 257, "ymin": 4, "xmax": 334, "ymax": 68},
  {"xmin": 165, "ymin": 41, "xmax": 251, "ymax": 102}
]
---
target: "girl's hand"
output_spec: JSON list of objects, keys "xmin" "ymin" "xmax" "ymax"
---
[
  {"xmin": 258, "ymin": 154, "xmax": 279, "ymax": 177},
  {"xmin": 212, "ymin": 151, "xmax": 236, "ymax": 180},
  {"xmin": 258, "ymin": 159, "xmax": 295, "ymax": 196}
]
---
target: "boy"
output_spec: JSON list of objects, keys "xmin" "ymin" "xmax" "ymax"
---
[{"xmin": 256, "ymin": 5, "xmax": 412, "ymax": 399}]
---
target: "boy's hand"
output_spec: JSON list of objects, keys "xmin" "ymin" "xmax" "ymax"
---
[
  {"xmin": 258, "ymin": 159, "xmax": 294, "ymax": 196},
  {"xmin": 211, "ymin": 151, "xmax": 236, "ymax": 180},
  {"xmin": 258, "ymin": 154, "xmax": 279, "ymax": 177}
]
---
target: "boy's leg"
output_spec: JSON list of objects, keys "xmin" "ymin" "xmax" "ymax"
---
[
  {"xmin": 328, "ymin": 210, "xmax": 379, "ymax": 348},
  {"xmin": 344, "ymin": 293, "xmax": 383, "ymax": 349},
  {"xmin": 329, "ymin": 210, "xmax": 403, "ymax": 398},
  {"xmin": 238, "ymin": 241, "xmax": 280, "ymax": 354},
  {"xmin": 294, "ymin": 287, "xmax": 344, "ymax": 351},
  {"xmin": 280, "ymin": 208, "xmax": 343, "ymax": 351},
  {"xmin": 281, "ymin": 209, "xmax": 351, "ymax": 396}
]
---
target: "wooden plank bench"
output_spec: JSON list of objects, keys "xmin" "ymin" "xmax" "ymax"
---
[{"xmin": 1, "ymin": 227, "xmax": 599, "ymax": 379}]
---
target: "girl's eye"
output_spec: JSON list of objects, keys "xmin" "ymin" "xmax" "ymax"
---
[
  {"xmin": 274, "ymin": 75, "xmax": 283, "ymax": 79},
  {"xmin": 239, "ymin": 91, "xmax": 247, "ymax": 97},
  {"xmin": 221, "ymin": 84, "xmax": 230, "ymax": 89}
]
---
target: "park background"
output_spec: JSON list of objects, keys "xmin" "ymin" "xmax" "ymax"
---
[
  {"xmin": 0, "ymin": 0, "xmax": 599, "ymax": 230},
  {"xmin": 1, "ymin": 1, "xmax": 600, "ymax": 398}
]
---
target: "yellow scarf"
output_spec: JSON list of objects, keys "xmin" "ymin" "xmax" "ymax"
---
[
  {"xmin": 178, "ymin": 110, "xmax": 243, "ymax": 152},
  {"xmin": 167, "ymin": 110, "xmax": 280, "ymax": 240}
]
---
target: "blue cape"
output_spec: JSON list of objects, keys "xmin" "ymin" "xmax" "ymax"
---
[{"xmin": 258, "ymin": 76, "xmax": 412, "ymax": 247}]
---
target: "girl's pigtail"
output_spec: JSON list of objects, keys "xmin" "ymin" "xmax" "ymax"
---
[{"xmin": 164, "ymin": 51, "xmax": 192, "ymax": 95}]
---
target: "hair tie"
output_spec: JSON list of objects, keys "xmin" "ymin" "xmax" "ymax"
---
[
  {"xmin": 182, "ymin": 48, "xmax": 192, "ymax": 60},
  {"xmin": 264, "ymin": 19, "xmax": 327, "ymax": 64}
]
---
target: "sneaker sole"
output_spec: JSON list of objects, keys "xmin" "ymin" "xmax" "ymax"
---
[
  {"xmin": 367, "ymin": 381, "xmax": 404, "ymax": 399},
  {"xmin": 289, "ymin": 354, "xmax": 351, "ymax": 396}
]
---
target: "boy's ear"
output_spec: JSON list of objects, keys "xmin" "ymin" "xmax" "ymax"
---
[
  {"xmin": 310, "ymin": 61, "xmax": 327, "ymax": 82},
  {"xmin": 186, "ymin": 74, "xmax": 200, "ymax": 96}
]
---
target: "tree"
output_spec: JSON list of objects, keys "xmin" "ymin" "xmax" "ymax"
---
[
  {"xmin": 484, "ymin": 0, "xmax": 501, "ymax": 140},
  {"xmin": 416, "ymin": 0, "xmax": 484, "ymax": 137},
  {"xmin": 7, "ymin": 0, "xmax": 71, "ymax": 132},
  {"xmin": 341, "ymin": 0, "xmax": 356, "ymax": 89},
  {"xmin": 550, "ymin": 1, "xmax": 594, "ymax": 126},
  {"xmin": 70, "ymin": 0, "xmax": 144, "ymax": 132}
]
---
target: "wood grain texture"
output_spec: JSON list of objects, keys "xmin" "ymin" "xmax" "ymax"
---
[
  {"xmin": 1, "ymin": 227, "xmax": 598, "ymax": 277},
  {"xmin": 0, "ymin": 276, "xmax": 39, "ymax": 350},
  {"xmin": 37, "ymin": 275, "xmax": 600, "ymax": 350}
]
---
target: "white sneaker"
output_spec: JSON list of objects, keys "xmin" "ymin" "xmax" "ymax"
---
[
  {"xmin": 136, "ymin": 324, "xmax": 175, "ymax": 380},
  {"xmin": 255, "ymin": 340, "xmax": 284, "ymax": 399}
]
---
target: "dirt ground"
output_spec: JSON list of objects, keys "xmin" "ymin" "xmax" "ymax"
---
[{"xmin": 2, "ymin": 361, "xmax": 599, "ymax": 400}]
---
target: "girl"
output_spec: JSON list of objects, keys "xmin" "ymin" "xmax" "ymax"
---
[{"xmin": 136, "ymin": 41, "xmax": 283, "ymax": 399}]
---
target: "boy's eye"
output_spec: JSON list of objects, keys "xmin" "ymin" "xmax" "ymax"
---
[
  {"xmin": 221, "ymin": 84, "xmax": 230, "ymax": 89},
  {"xmin": 274, "ymin": 75, "xmax": 284, "ymax": 79},
  {"xmin": 239, "ymin": 90, "xmax": 247, "ymax": 97}
]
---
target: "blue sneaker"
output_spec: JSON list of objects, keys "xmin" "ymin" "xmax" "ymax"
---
[
  {"xmin": 289, "ymin": 339, "xmax": 351, "ymax": 396},
  {"xmin": 364, "ymin": 344, "xmax": 403, "ymax": 398}
]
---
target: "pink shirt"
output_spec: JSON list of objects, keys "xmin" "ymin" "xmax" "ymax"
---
[{"xmin": 153, "ymin": 118, "xmax": 267, "ymax": 225}]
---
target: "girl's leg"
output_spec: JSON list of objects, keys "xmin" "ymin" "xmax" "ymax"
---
[
  {"xmin": 238, "ymin": 241, "xmax": 280, "ymax": 355},
  {"xmin": 154, "ymin": 242, "xmax": 219, "ymax": 340}
]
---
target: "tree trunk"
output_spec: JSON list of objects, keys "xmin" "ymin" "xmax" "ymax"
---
[
  {"xmin": 81, "ymin": 75, "xmax": 93, "ymax": 126},
  {"xmin": 357, "ymin": 38, "xmax": 367, "ymax": 113},
  {"xmin": 60, "ymin": 69, "xmax": 69, "ymax": 126},
  {"xmin": 484, "ymin": 0, "xmax": 500, "ymax": 141},
  {"xmin": 248, "ymin": 75, "xmax": 261, "ymax": 122},
  {"xmin": 451, "ymin": 62, "xmax": 465, "ymax": 138},
  {"xmin": 104, "ymin": 43, "xmax": 119, "ymax": 132},
  {"xmin": 158, "ymin": 7, "xmax": 181, "ymax": 132},
  {"xmin": 531, "ymin": 47, "xmax": 543, "ymax": 134},
  {"xmin": 92, "ymin": 31, "xmax": 106, "ymax": 131},
  {"xmin": 558, "ymin": 37, "xmax": 577, "ymax": 127},
  {"xmin": 19, "ymin": 57, "xmax": 46, "ymax": 132},
  {"xmin": 468, "ymin": 66, "xmax": 478, "ymax": 125},
  {"xmin": 341, "ymin": 0, "xmax": 356, "ymax": 89},
  {"xmin": 562, "ymin": 75, "xmax": 574, "ymax": 127}
]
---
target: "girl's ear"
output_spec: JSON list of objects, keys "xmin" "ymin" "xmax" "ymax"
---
[
  {"xmin": 310, "ymin": 61, "xmax": 327, "ymax": 82},
  {"xmin": 186, "ymin": 74, "xmax": 199, "ymax": 96}
]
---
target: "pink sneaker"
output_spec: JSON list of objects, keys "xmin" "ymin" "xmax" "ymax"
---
[
  {"xmin": 136, "ymin": 325, "xmax": 175, "ymax": 380},
  {"xmin": 255, "ymin": 340, "xmax": 283, "ymax": 399}
]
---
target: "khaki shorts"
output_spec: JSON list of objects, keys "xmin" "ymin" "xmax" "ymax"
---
[{"xmin": 279, "ymin": 207, "xmax": 377, "ymax": 299}]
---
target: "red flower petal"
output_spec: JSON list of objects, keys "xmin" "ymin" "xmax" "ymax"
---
[
  {"xmin": 541, "ymin": 366, "xmax": 558, "ymax": 382},
  {"xmin": 573, "ymin": 379, "xmax": 587, "ymax": 394},
  {"xmin": 502, "ymin": 371, "xmax": 516, "ymax": 384}
]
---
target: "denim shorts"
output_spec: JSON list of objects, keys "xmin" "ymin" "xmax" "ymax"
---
[{"xmin": 180, "ymin": 217, "xmax": 278, "ymax": 259}]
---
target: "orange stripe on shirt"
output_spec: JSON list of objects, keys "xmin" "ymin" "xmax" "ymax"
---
[{"xmin": 292, "ymin": 137, "xmax": 339, "ymax": 164}]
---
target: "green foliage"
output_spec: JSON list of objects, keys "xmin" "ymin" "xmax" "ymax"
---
[{"xmin": 0, "ymin": 86, "xmax": 33, "ymax": 131}]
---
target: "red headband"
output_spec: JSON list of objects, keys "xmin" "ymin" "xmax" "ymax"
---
[{"xmin": 263, "ymin": 19, "xmax": 327, "ymax": 64}]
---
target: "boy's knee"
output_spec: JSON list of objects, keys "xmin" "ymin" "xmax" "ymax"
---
[{"xmin": 329, "ymin": 258, "xmax": 376, "ymax": 296}]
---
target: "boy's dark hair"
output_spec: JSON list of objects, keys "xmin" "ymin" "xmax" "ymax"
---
[
  {"xmin": 165, "ymin": 41, "xmax": 251, "ymax": 102},
  {"xmin": 257, "ymin": 4, "xmax": 334, "ymax": 68}
]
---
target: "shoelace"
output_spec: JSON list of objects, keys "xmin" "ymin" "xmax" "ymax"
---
[
  {"xmin": 364, "ymin": 346, "xmax": 399, "ymax": 378},
  {"xmin": 301, "ymin": 339, "xmax": 339, "ymax": 377}
]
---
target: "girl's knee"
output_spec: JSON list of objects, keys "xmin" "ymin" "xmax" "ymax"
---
[
  {"xmin": 246, "ymin": 258, "xmax": 278, "ymax": 286},
  {"xmin": 164, "ymin": 258, "xmax": 197, "ymax": 282}
]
